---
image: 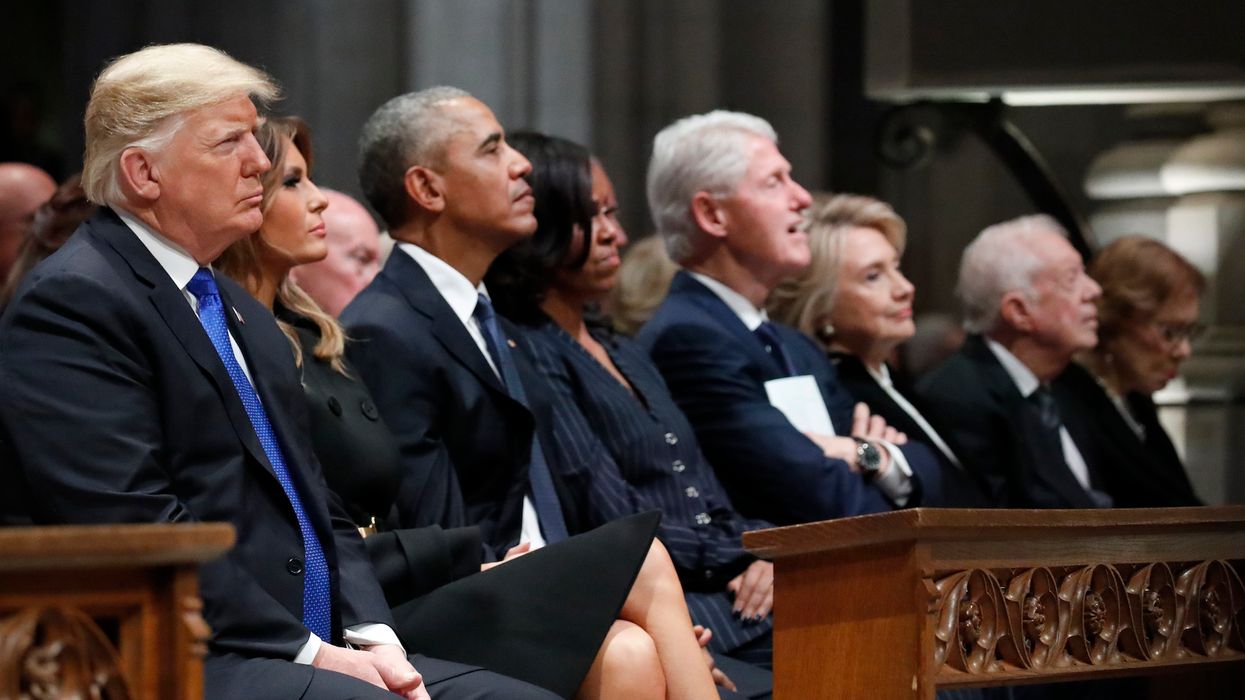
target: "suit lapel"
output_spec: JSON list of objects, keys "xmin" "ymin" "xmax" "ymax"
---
[
  {"xmin": 961, "ymin": 336, "xmax": 1024, "ymax": 410},
  {"xmin": 834, "ymin": 354, "xmax": 923, "ymax": 439},
  {"xmin": 384, "ymin": 252, "xmax": 511, "ymax": 398},
  {"xmin": 965, "ymin": 336, "xmax": 1095, "ymax": 508},
  {"xmin": 90, "ymin": 211, "xmax": 276, "ymax": 476},
  {"xmin": 149, "ymin": 287, "xmax": 278, "ymax": 476},
  {"xmin": 672, "ymin": 272, "xmax": 783, "ymax": 378}
]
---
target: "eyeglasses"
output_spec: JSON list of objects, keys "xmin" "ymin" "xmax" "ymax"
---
[{"xmin": 1151, "ymin": 321, "xmax": 1206, "ymax": 345}]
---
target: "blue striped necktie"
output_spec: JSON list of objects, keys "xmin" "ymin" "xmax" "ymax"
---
[
  {"xmin": 186, "ymin": 268, "xmax": 333, "ymax": 640},
  {"xmin": 472, "ymin": 294, "xmax": 570, "ymax": 543}
]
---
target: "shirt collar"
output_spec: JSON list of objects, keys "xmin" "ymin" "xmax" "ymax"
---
[
  {"xmin": 399, "ymin": 242, "xmax": 488, "ymax": 325},
  {"xmin": 687, "ymin": 271, "xmax": 768, "ymax": 331},
  {"xmin": 866, "ymin": 361, "xmax": 893, "ymax": 389},
  {"xmin": 985, "ymin": 337, "xmax": 1041, "ymax": 397},
  {"xmin": 115, "ymin": 207, "xmax": 204, "ymax": 291}
]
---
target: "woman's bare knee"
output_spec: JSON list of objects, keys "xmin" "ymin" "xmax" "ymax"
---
[
  {"xmin": 577, "ymin": 621, "xmax": 665, "ymax": 700},
  {"xmin": 633, "ymin": 538, "xmax": 682, "ymax": 601}
]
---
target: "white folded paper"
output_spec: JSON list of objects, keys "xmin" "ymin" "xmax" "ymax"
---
[{"xmin": 764, "ymin": 375, "xmax": 836, "ymax": 435}]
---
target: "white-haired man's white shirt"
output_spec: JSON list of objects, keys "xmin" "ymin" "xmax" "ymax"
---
[{"xmin": 985, "ymin": 338, "xmax": 1092, "ymax": 490}]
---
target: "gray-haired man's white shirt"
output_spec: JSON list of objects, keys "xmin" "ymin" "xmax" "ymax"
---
[{"xmin": 984, "ymin": 338, "xmax": 1092, "ymax": 490}]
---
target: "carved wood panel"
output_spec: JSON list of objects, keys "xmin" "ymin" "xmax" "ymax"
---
[
  {"xmin": 930, "ymin": 559, "xmax": 1245, "ymax": 680},
  {"xmin": 0, "ymin": 606, "xmax": 132, "ymax": 700}
]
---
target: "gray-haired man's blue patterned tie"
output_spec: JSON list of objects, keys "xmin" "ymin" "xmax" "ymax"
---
[{"xmin": 186, "ymin": 268, "xmax": 332, "ymax": 640}]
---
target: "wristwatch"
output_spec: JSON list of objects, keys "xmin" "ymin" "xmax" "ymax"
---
[{"xmin": 851, "ymin": 437, "xmax": 882, "ymax": 480}]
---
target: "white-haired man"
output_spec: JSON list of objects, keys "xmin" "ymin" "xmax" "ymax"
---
[
  {"xmin": 636, "ymin": 110, "xmax": 941, "ymax": 528},
  {"xmin": 0, "ymin": 44, "xmax": 554, "ymax": 699},
  {"xmin": 289, "ymin": 189, "xmax": 382, "ymax": 317},
  {"xmin": 915, "ymin": 214, "xmax": 1112, "ymax": 508}
]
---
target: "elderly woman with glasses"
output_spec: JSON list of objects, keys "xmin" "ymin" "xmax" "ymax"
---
[{"xmin": 1061, "ymin": 235, "xmax": 1205, "ymax": 507}]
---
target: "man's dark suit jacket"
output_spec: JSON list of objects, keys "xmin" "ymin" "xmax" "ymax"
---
[
  {"xmin": 1056, "ymin": 366, "xmax": 1202, "ymax": 508},
  {"xmin": 0, "ymin": 209, "xmax": 392, "ymax": 690},
  {"xmin": 914, "ymin": 334, "xmax": 1107, "ymax": 509},
  {"xmin": 341, "ymin": 249, "xmax": 590, "ymax": 556},
  {"xmin": 635, "ymin": 271, "xmax": 938, "ymax": 526},
  {"xmin": 831, "ymin": 353, "xmax": 991, "ymax": 507}
]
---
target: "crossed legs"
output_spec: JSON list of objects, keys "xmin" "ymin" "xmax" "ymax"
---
[{"xmin": 577, "ymin": 539, "xmax": 719, "ymax": 700}]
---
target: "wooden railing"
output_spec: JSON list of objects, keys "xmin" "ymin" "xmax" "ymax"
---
[
  {"xmin": 0, "ymin": 523, "xmax": 234, "ymax": 700},
  {"xmin": 744, "ymin": 507, "xmax": 1245, "ymax": 699}
]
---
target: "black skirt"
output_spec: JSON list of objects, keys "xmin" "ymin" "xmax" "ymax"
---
[{"xmin": 390, "ymin": 510, "xmax": 660, "ymax": 699}]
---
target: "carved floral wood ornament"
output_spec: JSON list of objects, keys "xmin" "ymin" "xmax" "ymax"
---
[
  {"xmin": 0, "ymin": 606, "xmax": 132, "ymax": 700},
  {"xmin": 931, "ymin": 559, "xmax": 1245, "ymax": 679}
]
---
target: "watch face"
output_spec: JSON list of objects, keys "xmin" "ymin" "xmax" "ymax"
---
[{"xmin": 857, "ymin": 440, "xmax": 882, "ymax": 474}]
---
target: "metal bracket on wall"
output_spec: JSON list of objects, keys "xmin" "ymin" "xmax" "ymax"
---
[{"xmin": 874, "ymin": 99, "xmax": 1094, "ymax": 259}]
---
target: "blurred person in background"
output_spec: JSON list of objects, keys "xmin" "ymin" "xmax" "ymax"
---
[
  {"xmin": 1, "ymin": 173, "xmax": 96, "ymax": 307},
  {"xmin": 0, "ymin": 161, "xmax": 56, "ymax": 284},
  {"xmin": 897, "ymin": 312, "xmax": 965, "ymax": 385},
  {"xmin": 607, "ymin": 234, "xmax": 677, "ymax": 336}
]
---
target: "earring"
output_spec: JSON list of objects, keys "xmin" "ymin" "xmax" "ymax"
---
[{"xmin": 820, "ymin": 322, "xmax": 835, "ymax": 338}]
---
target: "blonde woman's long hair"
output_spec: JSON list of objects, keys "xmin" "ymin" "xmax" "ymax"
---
[{"xmin": 215, "ymin": 116, "xmax": 348, "ymax": 373}]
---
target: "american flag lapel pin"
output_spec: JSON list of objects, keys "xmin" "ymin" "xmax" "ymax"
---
[{"xmin": 233, "ymin": 307, "xmax": 245, "ymax": 325}]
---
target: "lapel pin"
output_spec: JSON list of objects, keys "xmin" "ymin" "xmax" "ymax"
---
[
  {"xmin": 233, "ymin": 307, "xmax": 245, "ymax": 325},
  {"xmin": 507, "ymin": 338, "xmax": 517, "ymax": 348}
]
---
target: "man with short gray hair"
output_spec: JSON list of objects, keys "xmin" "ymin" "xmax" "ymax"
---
[
  {"xmin": 916, "ymin": 214, "xmax": 1111, "ymax": 508},
  {"xmin": 346, "ymin": 86, "xmax": 575, "ymax": 552},
  {"xmin": 637, "ymin": 110, "xmax": 941, "ymax": 528},
  {"xmin": 0, "ymin": 44, "xmax": 544, "ymax": 699}
]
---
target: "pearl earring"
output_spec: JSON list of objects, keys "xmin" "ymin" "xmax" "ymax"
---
[{"xmin": 820, "ymin": 323, "xmax": 835, "ymax": 338}]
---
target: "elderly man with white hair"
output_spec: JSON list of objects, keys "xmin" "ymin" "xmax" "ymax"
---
[
  {"xmin": 915, "ymin": 214, "xmax": 1112, "ymax": 509},
  {"xmin": 636, "ymin": 110, "xmax": 941, "ymax": 528},
  {"xmin": 0, "ymin": 44, "xmax": 556, "ymax": 699}
]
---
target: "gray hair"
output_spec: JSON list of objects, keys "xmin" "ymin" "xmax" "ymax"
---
[
  {"xmin": 957, "ymin": 214, "xmax": 1068, "ymax": 334},
  {"xmin": 82, "ymin": 43, "xmax": 279, "ymax": 206},
  {"xmin": 357, "ymin": 86, "xmax": 472, "ymax": 229},
  {"xmin": 646, "ymin": 110, "xmax": 778, "ymax": 264}
]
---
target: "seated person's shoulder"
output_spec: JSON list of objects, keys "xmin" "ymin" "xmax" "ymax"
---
[
  {"xmin": 340, "ymin": 279, "xmax": 399, "ymax": 324},
  {"xmin": 914, "ymin": 350, "xmax": 990, "ymax": 409},
  {"xmin": 779, "ymin": 322, "xmax": 829, "ymax": 356},
  {"xmin": 636, "ymin": 300, "xmax": 724, "ymax": 352},
  {"xmin": 4, "ymin": 240, "xmax": 142, "ymax": 326},
  {"xmin": 1055, "ymin": 360, "xmax": 1100, "ymax": 392}
]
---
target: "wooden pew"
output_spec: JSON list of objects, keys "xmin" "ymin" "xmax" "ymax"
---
[
  {"xmin": 0, "ymin": 523, "xmax": 234, "ymax": 700},
  {"xmin": 744, "ymin": 507, "xmax": 1245, "ymax": 698}
]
